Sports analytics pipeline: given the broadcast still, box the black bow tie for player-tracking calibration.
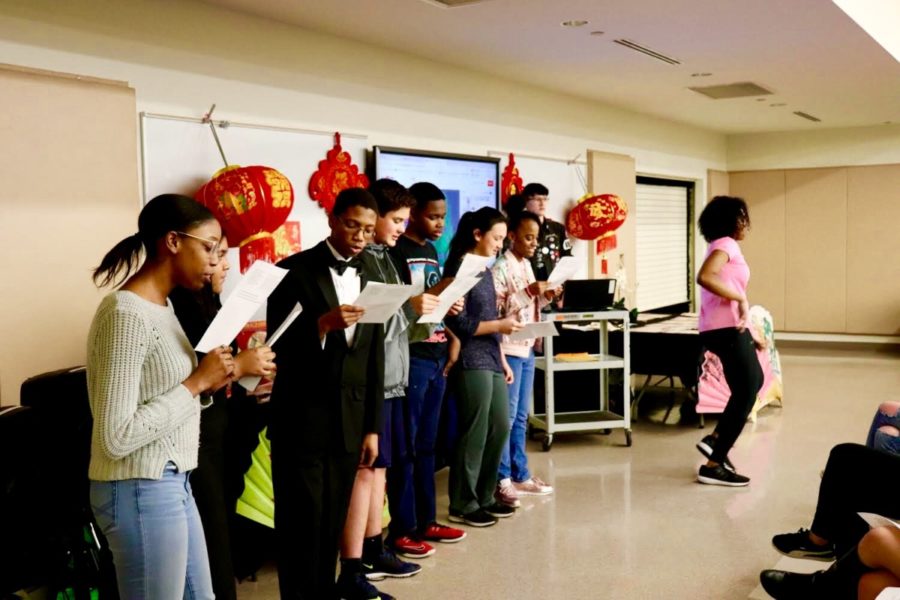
[330,255,361,276]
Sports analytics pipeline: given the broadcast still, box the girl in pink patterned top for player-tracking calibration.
[694,196,764,488]
[491,210,561,507]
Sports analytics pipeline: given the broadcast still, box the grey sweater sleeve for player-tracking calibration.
[88,307,199,461]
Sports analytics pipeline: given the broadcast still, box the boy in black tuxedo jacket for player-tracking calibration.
[267,188,385,599]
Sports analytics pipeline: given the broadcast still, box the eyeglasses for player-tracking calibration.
[337,217,376,238]
[176,231,222,257]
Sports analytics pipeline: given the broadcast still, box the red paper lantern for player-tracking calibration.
[566,193,628,255]
[195,165,294,273]
[308,132,369,214]
[500,153,523,206]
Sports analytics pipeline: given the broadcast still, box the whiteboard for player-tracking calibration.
[499,154,591,280]
[140,114,368,301]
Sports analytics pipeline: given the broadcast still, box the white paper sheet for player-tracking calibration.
[507,320,560,341]
[875,587,900,600]
[546,256,580,289]
[456,253,492,279]
[418,275,481,324]
[858,512,900,530]
[195,261,288,352]
[237,303,302,391]
[352,282,415,325]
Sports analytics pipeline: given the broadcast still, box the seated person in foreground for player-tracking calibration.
[761,525,900,600]
[771,443,900,561]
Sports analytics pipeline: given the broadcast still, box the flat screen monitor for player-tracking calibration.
[373,146,499,264]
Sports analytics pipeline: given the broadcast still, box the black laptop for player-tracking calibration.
[559,279,617,312]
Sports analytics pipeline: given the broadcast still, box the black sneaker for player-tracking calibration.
[336,572,394,600]
[696,435,737,473]
[483,502,516,518]
[771,528,836,561]
[697,464,750,487]
[447,508,498,527]
[363,549,422,581]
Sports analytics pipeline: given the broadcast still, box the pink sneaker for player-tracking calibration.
[494,480,521,508]
[513,476,553,496]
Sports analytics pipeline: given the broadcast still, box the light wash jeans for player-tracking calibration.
[90,463,214,600]
[866,403,900,456]
[499,352,535,482]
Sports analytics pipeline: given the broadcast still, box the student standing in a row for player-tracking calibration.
[444,207,522,527]
[87,194,234,599]
[388,183,467,556]
[336,180,443,599]
[491,210,556,509]
[170,234,276,600]
[267,189,386,599]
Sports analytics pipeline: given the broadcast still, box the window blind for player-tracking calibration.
[635,183,689,311]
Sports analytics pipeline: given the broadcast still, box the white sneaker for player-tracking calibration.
[513,476,553,496]
[495,479,521,508]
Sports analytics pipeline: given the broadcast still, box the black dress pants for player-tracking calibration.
[811,443,900,556]
[700,327,764,463]
[271,440,358,600]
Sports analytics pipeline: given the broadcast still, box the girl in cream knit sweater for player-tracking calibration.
[87,194,232,599]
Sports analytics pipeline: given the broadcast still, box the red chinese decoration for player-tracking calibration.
[566,193,628,272]
[308,132,369,214]
[500,153,523,206]
[195,165,294,273]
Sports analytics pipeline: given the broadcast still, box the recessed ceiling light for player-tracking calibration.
[590,30,605,36]
[561,20,589,27]
[770,103,787,107]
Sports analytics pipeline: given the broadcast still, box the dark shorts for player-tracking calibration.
[372,397,395,468]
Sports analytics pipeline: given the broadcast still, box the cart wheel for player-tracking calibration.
[599,428,612,435]
[542,434,553,452]
[625,429,633,447]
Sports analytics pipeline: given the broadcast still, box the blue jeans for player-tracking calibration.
[499,353,534,482]
[90,464,214,600]
[388,355,446,537]
[866,404,900,456]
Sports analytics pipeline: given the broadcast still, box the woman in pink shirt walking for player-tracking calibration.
[694,196,764,487]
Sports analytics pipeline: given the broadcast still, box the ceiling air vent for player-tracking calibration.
[612,39,680,65]
[420,0,494,7]
[794,111,822,122]
[689,82,773,99]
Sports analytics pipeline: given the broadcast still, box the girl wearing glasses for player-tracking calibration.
[87,194,234,599]
[169,233,276,600]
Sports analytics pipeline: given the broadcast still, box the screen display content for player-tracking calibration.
[374,146,500,264]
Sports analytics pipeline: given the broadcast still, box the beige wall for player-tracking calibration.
[845,166,900,335]
[0,65,139,405]
[728,125,900,171]
[587,151,636,304]
[729,165,900,335]
[0,0,726,178]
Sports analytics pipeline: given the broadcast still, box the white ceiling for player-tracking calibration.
[201,0,900,134]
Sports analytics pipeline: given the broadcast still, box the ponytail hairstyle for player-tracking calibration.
[446,206,506,270]
[92,194,215,288]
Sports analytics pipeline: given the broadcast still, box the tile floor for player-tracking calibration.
[235,345,900,600]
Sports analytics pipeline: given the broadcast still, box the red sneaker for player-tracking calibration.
[421,522,467,543]
[391,535,435,558]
